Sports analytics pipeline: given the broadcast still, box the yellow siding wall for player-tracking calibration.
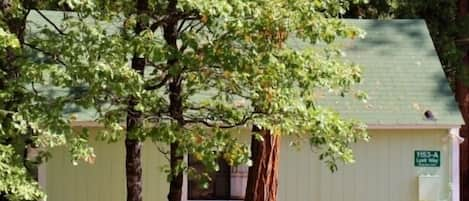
[45,129,451,201]
[278,129,450,201]
[45,130,169,201]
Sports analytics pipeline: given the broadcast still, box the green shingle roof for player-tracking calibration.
[26,11,463,126]
[306,19,463,126]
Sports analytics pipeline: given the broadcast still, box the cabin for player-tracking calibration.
[29,11,464,201]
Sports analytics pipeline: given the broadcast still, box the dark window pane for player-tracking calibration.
[188,155,248,200]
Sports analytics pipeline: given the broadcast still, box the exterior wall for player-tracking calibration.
[45,129,169,201]
[278,129,451,201]
[44,128,451,201]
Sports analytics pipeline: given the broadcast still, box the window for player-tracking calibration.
[188,156,248,200]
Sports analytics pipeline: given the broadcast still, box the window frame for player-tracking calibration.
[186,155,247,201]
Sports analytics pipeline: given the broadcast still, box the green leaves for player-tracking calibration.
[0,145,44,201]
[0,28,20,49]
[0,0,370,198]
[58,0,95,10]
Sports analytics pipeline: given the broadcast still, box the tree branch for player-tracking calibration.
[150,11,200,32]
[0,109,15,115]
[154,144,170,161]
[24,43,67,66]
[144,73,171,90]
[185,114,252,129]
[34,9,65,35]
[31,82,39,95]
[150,16,168,31]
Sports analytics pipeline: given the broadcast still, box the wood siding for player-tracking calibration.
[45,134,169,201]
[278,129,450,201]
[45,129,451,201]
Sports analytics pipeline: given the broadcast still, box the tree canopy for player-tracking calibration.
[1,0,369,200]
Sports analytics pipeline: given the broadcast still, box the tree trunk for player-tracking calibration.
[245,126,281,201]
[167,142,184,201]
[125,138,143,201]
[125,0,147,200]
[457,79,469,201]
[456,54,469,201]
[126,57,145,201]
[166,64,184,201]
[166,77,184,201]
[458,1,469,201]
[164,0,185,200]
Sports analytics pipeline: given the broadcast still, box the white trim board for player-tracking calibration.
[449,127,463,201]
[366,124,462,129]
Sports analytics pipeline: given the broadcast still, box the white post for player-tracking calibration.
[449,127,463,201]
[182,154,187,201]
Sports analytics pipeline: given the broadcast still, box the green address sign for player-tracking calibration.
[414,150,440,167]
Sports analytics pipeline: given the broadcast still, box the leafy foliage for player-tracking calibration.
[0,144,43,201]
[31,0,367,172]
[0,2,95,200]
[0,26,45,201]
[1,0,370,200]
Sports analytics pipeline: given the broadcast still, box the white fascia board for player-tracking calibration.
[367,124,462,130]
[71,121,103,127]
[72,121,463,129]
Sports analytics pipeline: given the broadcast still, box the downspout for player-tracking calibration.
[450,127,464,201]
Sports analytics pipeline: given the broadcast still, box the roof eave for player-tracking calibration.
[71,121,463,130]
[367,123,463,130]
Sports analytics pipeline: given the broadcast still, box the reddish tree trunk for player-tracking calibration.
[245,126,281,201]
[458,78,469,201]
[458,1,469,201]
[457,53,469,201]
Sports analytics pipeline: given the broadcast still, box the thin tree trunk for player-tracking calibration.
[245,126,281,201]
[126,57,145,201]
[168,142,184,201]
[125,0,147,200]
[164,0,185,200]
[125,138,143,201]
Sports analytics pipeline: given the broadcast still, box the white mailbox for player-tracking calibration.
[418,175,440,201]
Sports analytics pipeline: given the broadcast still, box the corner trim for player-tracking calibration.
[449,127,463,201]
